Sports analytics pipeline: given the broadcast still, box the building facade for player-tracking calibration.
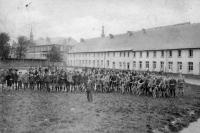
[26,44,73,59]
[25,37,76,59]
[65,22,200,75]
[67,49,200,75]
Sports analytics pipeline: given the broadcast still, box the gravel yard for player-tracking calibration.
[1,84,200,133]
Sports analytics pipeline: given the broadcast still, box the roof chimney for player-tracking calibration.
[109,34,114,39]
[101,25,105,38]
[80,38,85,42]
[127,31,133,36]
[142,28,146,34]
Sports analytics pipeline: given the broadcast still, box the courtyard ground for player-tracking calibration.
[0,84,200,133]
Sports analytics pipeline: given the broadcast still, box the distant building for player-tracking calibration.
[26,44,74,59]
[25,37,77,59]
[66,22,200,75]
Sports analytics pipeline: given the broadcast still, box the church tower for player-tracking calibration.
[101,25,105,38]
[30,27,33,42]
[29,26,35,46]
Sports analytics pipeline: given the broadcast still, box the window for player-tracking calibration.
[89,60,91,65]
[153,51,156,57]
[125,62,129,70]
[124,52,126,57]
[133,61,136,69]
[140,52,142,58]
[93,60,95,67]
[97,60,100,67]
[119,62,122,68]
[189,49,193,57]
[127,52,129,57]
[153,61,156,70]
[168,62,173,71]
[133,52,136,57]
[123,62,126,69]
[120,52,122,57]
[177,62,182,72]
[146,51,149,58]
[146,61,149,69]
[178,50,181,57]
[107,60,109,67]
[160,61,164,71]
[169,50,172,57]
[139,61,142,69]
[188,62,193,72]
[107,52,109,57]
[112,62,115,69]
[113,52,115,57]
[101,60,103,66]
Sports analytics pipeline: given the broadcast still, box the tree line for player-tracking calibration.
[0,32,62,62]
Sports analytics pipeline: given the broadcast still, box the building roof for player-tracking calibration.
[70,22,200,53]
[29,44,62,48]
[34,37,77,46]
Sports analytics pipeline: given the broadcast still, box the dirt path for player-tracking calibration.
[180,118,200,133]
[185,78,200,86]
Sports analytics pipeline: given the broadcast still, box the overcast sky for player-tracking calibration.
[0,0,200,40]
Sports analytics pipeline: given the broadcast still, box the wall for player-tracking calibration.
[65,49,200,75]
[0,59,48,69]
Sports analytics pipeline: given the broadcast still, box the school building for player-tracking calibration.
[65,22,200,75]
[25,37,76,59]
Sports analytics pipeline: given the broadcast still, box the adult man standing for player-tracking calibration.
[177,74,185,96]
[86,77,93,102]
[169,77,177,98]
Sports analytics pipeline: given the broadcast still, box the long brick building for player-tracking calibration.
[65,22,200,75]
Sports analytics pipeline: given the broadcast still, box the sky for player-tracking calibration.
[0,0,200,41]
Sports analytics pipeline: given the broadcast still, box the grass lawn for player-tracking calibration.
[0,84,200,133]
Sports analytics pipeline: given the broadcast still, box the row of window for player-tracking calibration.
[69,49,194,58]
[69,60,194,72]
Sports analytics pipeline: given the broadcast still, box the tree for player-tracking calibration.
[0,32,10,60]
[15,36,29,59]
[46,45,62,62]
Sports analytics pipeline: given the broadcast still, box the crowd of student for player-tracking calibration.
[0,67,185,98]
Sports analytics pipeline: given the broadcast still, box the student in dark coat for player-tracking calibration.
[169,77,177,98]
[6,69,13,88]
[86,78,93,102]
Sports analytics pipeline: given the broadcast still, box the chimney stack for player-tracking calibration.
[101,25,105,38]
[80,38,85,42]
[109,34,114,39]
[127,31,133,36]
[142,28,146,34]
